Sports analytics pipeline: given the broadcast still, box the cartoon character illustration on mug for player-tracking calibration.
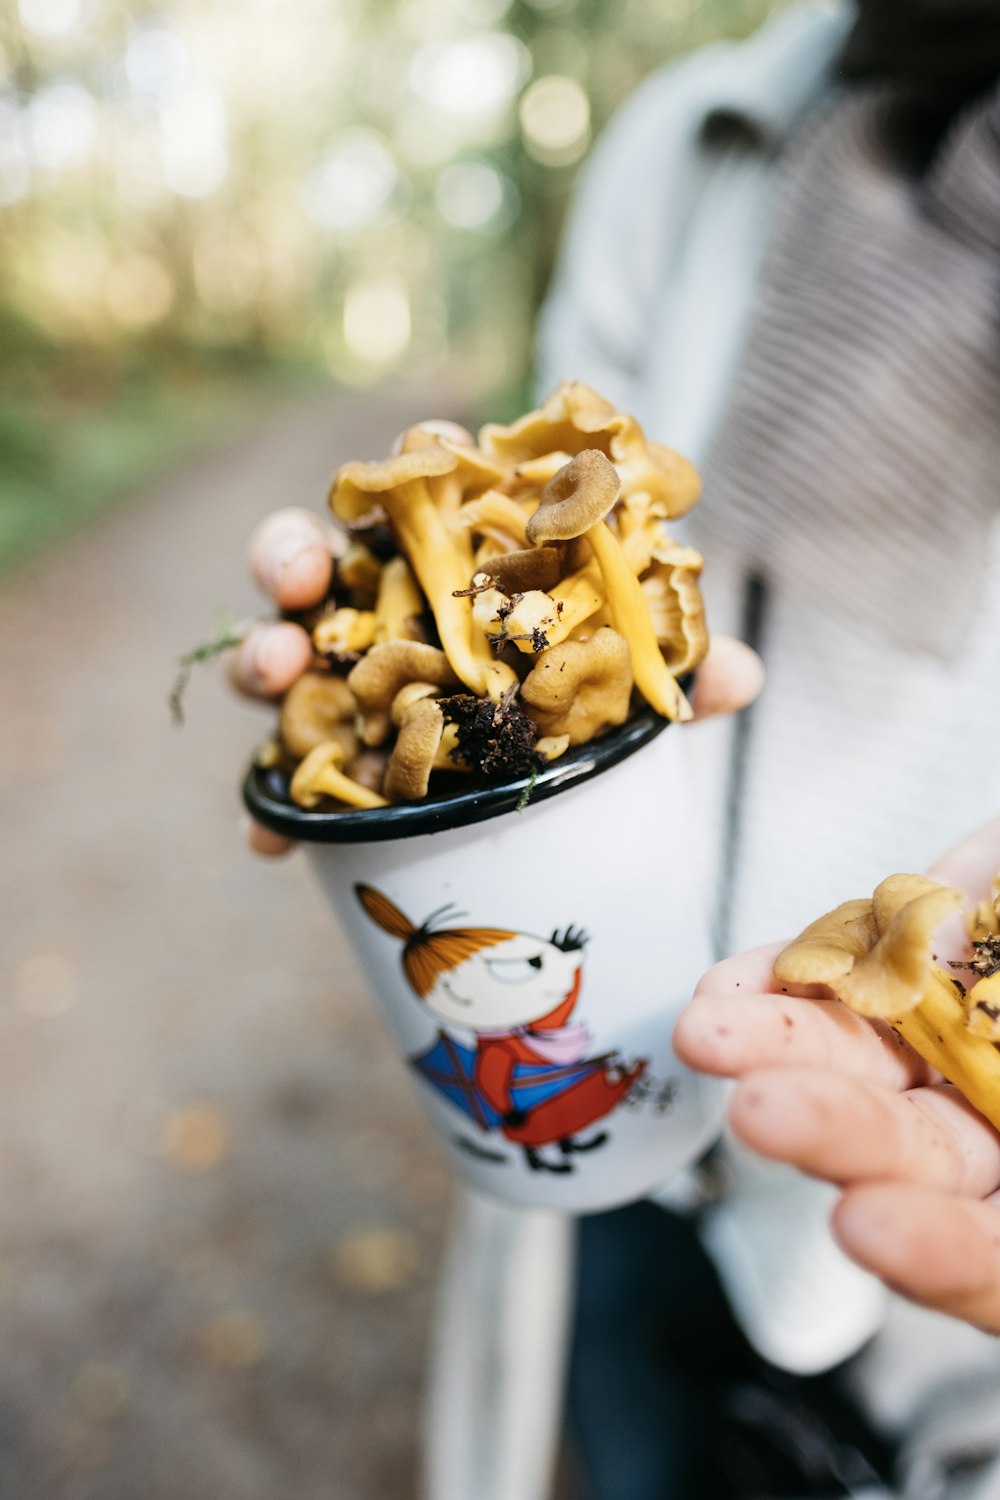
[356,884,650,1174]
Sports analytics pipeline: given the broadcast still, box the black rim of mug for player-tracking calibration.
[242,695,687,845]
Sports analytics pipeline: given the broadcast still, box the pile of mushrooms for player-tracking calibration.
[774,873,1000,1132]
[267,381,710,811]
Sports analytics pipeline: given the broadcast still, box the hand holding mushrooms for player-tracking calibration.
[227,383,764,848]
[675,817,1000,1334]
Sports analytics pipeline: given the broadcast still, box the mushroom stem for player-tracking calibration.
[374,556,424,644]
[391,481,515,697]
[538,559,604,649]
[891,970,1000,1133]
[290,742,389,810]
[313,608,376,655]
[433,722,468,770]
[584,520,691,722]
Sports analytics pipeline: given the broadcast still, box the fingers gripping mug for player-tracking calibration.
[245,712,725,1212]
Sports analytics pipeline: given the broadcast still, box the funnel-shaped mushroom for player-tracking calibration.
[528,451,691,721]
[393,426,507,569]
[774,874,1000,1132]
[640,538,709,676]
[332,451,515,697]
[840,884,965,1018]
[290,740,389,810]
[775,878,963,1017]
[480,382,700,519]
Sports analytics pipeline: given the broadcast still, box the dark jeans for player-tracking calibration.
[565,1202,896,1500]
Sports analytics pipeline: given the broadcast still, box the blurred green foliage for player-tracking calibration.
[0,0,784,570]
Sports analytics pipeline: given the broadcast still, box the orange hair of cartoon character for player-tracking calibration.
[355,884,516,998]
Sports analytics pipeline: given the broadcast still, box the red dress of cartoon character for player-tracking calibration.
[356,886,647,1174]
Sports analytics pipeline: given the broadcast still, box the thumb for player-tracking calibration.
[688,636,764,723]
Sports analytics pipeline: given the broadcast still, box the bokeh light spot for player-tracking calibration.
[160,88,227,198]
[106,254,174,328]
[27,82,98,172]
[161,1103,229,1174]
[410,33,530,120]
[434,158,517,232]
[519,73,590,165]
[0,108,30,205]
[302,129,402,233]
[330,1226,420,1293]
[125,21,190,98]
[17,0,82,39]
[343,276,411,364]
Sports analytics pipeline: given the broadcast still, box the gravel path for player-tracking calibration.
[0,390,456,1500]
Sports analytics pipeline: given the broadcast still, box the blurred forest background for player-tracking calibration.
[0,0,785,573]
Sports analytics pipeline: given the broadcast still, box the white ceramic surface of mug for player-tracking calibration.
[294,726,724,1213]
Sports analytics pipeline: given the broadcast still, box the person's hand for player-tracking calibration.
[674,818,1000,1333]
[235,485,765,856]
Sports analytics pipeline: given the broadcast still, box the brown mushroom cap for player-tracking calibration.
[347,641,458,746]
[384,698,446,801]
[481,546,563,595]
[344,748,390,796]
[520,627,633,745]
[348,641,458,711]
[526,450,621,547]
[280,672,359,762]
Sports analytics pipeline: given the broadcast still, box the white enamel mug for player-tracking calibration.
[245,714,725,1212]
